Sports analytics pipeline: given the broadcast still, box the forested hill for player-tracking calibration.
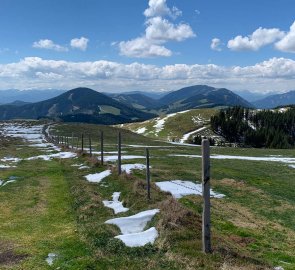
[211,106,295,148]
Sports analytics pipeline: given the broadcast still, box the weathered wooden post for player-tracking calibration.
[81,133,84,152]
[88,135,92,156]
[71,132,74,149]
[146,148,151,200]
[118,132,122,175]
[202,138,211,253]
[76,136,80,150]
[100,130,104,165]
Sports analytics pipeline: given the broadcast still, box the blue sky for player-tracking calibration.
[0,0,295,93]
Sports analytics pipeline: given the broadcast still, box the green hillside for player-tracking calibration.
[0,88,156,124]
[121,108,218,143]
[158,85,253,113]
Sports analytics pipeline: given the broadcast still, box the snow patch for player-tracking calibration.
[104,155,145,162]
[135,127,147,134]
[180,126,207,143]
[85,170,111,183]
[156,180,225,199]
[0,180,17,187]
[78,165,90,170]
[115,227,158,247]
[121,163,147,174]
[105,209,159,234]
[103,192,129,214]
[26,152,76,161]
[169,154,295,165]
[45,253,57,266]
[0,164,16,169]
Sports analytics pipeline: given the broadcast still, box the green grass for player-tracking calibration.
[121,108,217,142]
[1,121,295,269]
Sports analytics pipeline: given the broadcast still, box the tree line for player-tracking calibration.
[210,106,295,149]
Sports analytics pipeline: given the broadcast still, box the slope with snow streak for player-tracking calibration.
[179,126,207,143]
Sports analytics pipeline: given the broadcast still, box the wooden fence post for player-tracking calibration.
[100,130,104,165]
[81,133,84,152]
[88,135,92,156]
[71,133,74,149]
[118,132,121,175]
[146,148,151,200]
[202,139,211,253]
[76,136,79,150]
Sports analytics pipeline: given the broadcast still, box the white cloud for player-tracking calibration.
[227,27,285,51]
[145,17,195,42]
[70,37,89,51]
[1,57,295,93]
[275,21,295,53]
[211,38,222,51]
[118,0,195,58]
[144,0,181,19]
[33,39,68,52]
[119,37,172,58]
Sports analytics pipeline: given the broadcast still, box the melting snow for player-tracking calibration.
[156,180,225,199]
[153,110,190,136]
[104,155,145,162]
[45,253,57,266]
[0,180,17,187]
[85,170,111,183]
[179,126,207,143]
[0,157,22,163]
[135,127,147,134]
[115,227,158,247]
[126,144,174,148]
[103,192,129,214]
[169,154,295,165]
[121,163,147,174]
[0,164,16,169]
[78,165,90,170]
[105,209,159,234]
[105,209,160,247]
[26,152,77,161]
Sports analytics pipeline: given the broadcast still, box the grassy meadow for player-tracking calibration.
[0,121,295,269]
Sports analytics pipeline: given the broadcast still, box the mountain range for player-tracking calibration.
[0,89,66,105]
[0,85,295,124]
[252,90,295,109]
[0,88,155,124]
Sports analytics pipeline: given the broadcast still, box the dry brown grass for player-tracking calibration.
[158,197,200,230]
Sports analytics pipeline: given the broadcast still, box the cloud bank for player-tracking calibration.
[1,57,295,93]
